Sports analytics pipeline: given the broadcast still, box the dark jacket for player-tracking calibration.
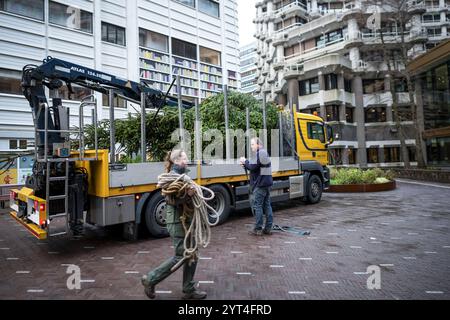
[244,148,273,190]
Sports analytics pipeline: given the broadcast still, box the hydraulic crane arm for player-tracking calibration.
[21,56,191,158]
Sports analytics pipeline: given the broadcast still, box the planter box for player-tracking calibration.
[326,180,396,193]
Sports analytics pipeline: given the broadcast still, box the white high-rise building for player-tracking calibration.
[0,0,239,155]
[239,42,258,96]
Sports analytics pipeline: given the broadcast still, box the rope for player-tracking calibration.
[157,172,220,272]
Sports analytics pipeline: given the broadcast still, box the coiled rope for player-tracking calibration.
[157,172,220,272]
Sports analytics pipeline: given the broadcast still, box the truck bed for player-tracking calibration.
[109,157,300,188]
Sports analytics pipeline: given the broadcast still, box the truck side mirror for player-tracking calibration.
[326,124,334,145]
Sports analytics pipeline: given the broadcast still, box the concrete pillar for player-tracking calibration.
[338,72,345,90]
[342,147,350,165]
[257,5,262,16]
[318,72,325,91]
[278,94,287,106]
[339,103,346,122]
[268,22,274,36]
[267,1,273,13]
[348,18,360,40]
[320,105,326,120]
[378,147,385,164]
[353,75,367,167]
[311,0,318,14]
[385,75,393,122]
[350,47,360,69]
[288,78,300,111]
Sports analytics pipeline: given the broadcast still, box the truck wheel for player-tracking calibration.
[305,175,323,204]
[144,192,169,238]
[206,185,231,225]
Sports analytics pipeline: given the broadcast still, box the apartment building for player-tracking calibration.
[0,0,239,156]
[254,0,450,167]
[239,42,259,96]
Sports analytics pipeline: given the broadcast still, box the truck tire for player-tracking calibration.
[206,184,231,225]
[144,192,169,238]
[305,175,323,204]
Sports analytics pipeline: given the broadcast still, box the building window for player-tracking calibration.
[0,69,22,95]
[365,107,387,123]
[315,28,343,47]
[324,74,338,90]
[422,13,441,23]
[300,77,319,95]
[307,122,325,143]
[346,107,354,123]
[384,147,401,163]
[348,148,356,164]
[172,38,197,60]
[426,137,450,165]
[284,43,301,57]
[408,146,416,162]
[427,27,442,37]
[102,94,126,108]
[102,22,126,46]
[200,46,221,66]
[49,1,93,33]
[139,29,168,52]
[199,0,219,17]
[174,0,195,8]
[367,147,379,163]
[0,0,44,20]
[241,70,256,78]
[363,79,385,94]
[49,84,92,101]
[329,148,343,165]
[394,78,408,92]
[9,139,27,150]
[304,107,320,115]
[326,105,339,122]
[344,78,352,93]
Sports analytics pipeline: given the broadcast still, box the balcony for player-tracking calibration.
[299,92,320,107]
[267,72,277,84]
[273,57,285,70]
[363,92,391,106]
[262,84,272,93]
[343,31,363,47]
[262,66,269,76]
[407,0,426,14]
[274,80,285,93]
[396,92,411,104]
[274,23,304,37]
[409,28,428,42]
[273,0,308,17]
[360,30,427,45]
[355,60,406,72]
[326,90,355,105]
[303,53,352,72]
[284,63,304,78]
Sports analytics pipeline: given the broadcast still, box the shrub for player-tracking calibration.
[331,168,395,185]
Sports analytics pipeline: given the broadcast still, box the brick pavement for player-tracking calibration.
[0,179,449,300]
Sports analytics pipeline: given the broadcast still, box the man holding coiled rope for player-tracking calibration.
[141,149,219,300]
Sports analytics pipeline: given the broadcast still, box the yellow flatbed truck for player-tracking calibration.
[9,57,333,240]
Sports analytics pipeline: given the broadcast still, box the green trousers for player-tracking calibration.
[146,206,197,293]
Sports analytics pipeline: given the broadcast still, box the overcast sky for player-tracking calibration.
[237,0,257,47]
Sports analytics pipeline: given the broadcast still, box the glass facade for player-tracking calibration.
[419,59,450,165]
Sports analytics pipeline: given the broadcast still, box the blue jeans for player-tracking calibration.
[250,186,273,231]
